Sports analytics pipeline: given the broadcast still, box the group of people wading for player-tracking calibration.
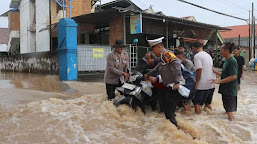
[104,37,244,126]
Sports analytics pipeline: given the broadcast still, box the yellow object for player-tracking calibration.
[92,48,104,58]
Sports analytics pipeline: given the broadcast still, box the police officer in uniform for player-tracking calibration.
[104,40,130,101]
[145,37,184,126]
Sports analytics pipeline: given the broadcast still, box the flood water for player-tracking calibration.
[0,71,257,144]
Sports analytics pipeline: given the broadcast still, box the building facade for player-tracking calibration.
[219,24,257,61]
[10,0,93,54]
[0,28,10,55]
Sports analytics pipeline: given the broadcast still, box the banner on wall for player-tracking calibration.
[92,48,104,58]
[130,13,142,34]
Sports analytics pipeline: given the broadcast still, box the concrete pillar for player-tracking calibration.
[57,18,78,81]
[109,16,124,45]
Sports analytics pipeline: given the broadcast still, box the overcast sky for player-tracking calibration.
[0,0,257,28]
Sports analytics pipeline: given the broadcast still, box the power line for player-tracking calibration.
[214,0,248,12]
[177,0,247,22]
[223,0,249,11]
[231,11,249,16]
[214,0,250,13]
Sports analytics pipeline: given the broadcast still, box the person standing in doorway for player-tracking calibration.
[192,41,216,114]
[233,46,245,90]
[211,43,238,121]
[104,40,130,101]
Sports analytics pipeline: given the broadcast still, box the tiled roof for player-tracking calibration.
[219,25,257,39]
[0,28,10,44]
[182,16,191,20]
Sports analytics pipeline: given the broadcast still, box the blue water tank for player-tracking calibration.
[254,58,257,70]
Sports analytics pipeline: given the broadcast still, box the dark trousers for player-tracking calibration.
[156,89,166,112]
[105,82,122,100]
[160,87,181,126]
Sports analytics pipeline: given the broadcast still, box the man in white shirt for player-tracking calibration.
[193,41,216,114]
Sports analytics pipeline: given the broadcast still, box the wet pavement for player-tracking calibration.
[0,71,105,107]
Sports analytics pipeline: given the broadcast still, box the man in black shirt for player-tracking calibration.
[233,46,245,90]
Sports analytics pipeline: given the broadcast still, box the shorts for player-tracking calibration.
[180,91,195,104]
[222,94,237,112]
[193,88,215,105]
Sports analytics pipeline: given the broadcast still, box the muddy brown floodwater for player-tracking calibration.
[0,71,257,144]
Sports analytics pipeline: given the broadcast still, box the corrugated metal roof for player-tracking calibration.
[140,11,230,30]
[0,11,9,17]
[74,7,229,31]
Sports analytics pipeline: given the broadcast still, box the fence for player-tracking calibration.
[125,44,150,71]
[77,44,150,72]
[77,44,112,71]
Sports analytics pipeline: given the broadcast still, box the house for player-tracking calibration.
[72,0,229,70]
[219,24,257,61]
[0,28,10,55]
[7,0,229,54]
[1,0,230,73]
[1,9,21,55]
[9,0,95,54]
[182,16,225,50]
[74,0,228,46]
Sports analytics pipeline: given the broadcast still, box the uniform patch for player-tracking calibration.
[161,51,178,64]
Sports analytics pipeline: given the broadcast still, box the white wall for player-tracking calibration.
[0,44,7,52]
[19,0,29,53]
[19,0,36,54]
[36,0,50,52]
[19,0,51,54]
[29,1,36,53]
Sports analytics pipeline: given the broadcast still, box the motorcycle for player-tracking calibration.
[113,72,152,113]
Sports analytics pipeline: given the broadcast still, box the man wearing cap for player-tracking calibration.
[145,37,184,126]
[104,40,130,101]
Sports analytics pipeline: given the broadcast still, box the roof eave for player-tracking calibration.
[140,11,231,31]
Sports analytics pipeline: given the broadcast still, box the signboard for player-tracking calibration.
[130,14,142,34]
[92,48,104,58]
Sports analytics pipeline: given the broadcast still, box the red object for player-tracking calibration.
[183,37,204,43]
[152,82,166,90]
[219,24,257,39]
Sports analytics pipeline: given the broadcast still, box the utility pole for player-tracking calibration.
[238,35,240,46]
[252,3,255,59]
[49,0,52,51]
[253,16,256,58]
[249,10,251,61]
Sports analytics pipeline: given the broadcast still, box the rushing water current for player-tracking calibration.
[0,71,257,144]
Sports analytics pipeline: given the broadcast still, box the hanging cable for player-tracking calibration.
[223,0,249,11]
[177,0,247,22]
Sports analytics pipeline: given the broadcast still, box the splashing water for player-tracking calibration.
[0,71,257,144]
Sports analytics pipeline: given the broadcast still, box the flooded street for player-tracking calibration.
[0,71,257,144]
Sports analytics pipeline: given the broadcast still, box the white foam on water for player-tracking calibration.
[1,71,257,143]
